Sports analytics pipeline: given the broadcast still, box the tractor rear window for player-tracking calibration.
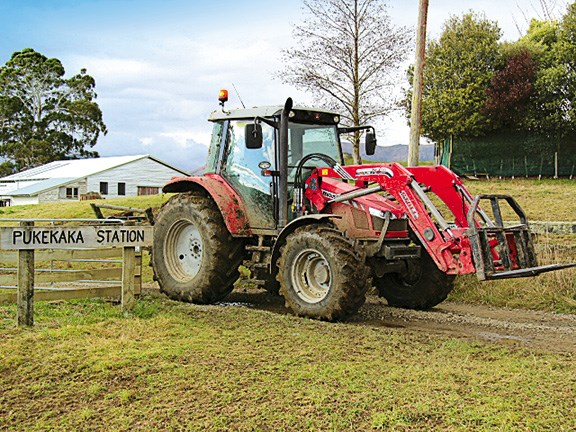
[205,121,225,174]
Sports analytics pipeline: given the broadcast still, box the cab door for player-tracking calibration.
[221,120,277,230]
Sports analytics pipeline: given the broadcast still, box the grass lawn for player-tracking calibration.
[0,178,574,430]
[463,178,576,222]
[1,294,575,431]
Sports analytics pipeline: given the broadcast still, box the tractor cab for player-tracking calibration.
[205,102,346,231]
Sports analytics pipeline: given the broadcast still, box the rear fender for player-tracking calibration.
[163,174,251,236]
[270,214,342,272]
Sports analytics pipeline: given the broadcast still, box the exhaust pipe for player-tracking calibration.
[278,97,293,228]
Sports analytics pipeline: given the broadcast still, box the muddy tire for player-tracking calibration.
[375,249,455,310]
[277,225,370,321]
[152,192,243,304]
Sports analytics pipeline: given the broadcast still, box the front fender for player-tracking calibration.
[163,174,251,236]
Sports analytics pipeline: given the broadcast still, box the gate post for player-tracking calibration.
[122,246,136,312]
[17,221,34,327]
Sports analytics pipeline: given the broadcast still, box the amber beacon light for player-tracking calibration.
[218,89,229,106]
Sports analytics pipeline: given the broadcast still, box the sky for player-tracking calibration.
[0,0,569,172]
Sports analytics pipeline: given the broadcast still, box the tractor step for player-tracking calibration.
[245,245,272,252]
[249,279,268,286]
[484,263,576,280]
[383,244,421,260]
[243,260,268,269]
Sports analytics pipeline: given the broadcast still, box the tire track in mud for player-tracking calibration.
[354,297,576,353]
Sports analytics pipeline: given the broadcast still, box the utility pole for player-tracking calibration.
[408,0,429,167]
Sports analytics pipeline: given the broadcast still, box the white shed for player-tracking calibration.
[0,155,189,206]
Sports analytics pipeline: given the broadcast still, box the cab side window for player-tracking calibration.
[224,120,275,194]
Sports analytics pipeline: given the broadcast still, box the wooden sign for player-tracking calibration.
[0,225,153,250]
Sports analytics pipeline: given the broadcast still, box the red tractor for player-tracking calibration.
[152,96,574,321]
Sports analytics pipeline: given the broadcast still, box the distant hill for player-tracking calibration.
[341,142,434,162]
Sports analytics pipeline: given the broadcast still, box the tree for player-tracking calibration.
[516,18,564,137]
[553,2,576,132]
[514,0,569,34]
[414,13,501,143]
[0,48,107,174]
[278,0,412,163]
[482,47,537,129]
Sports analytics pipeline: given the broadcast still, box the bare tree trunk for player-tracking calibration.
[408,0,428,167]
[353,0,362,165]
[353,130,361,163]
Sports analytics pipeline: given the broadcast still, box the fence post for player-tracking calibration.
[554,152,559,179]
[122,246,136,312]
[17,221,34,327]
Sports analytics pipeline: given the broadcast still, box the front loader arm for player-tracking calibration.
[305,163,473,275]
[305,162,575,280]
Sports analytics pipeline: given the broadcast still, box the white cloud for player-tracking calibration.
[44,0,554,174]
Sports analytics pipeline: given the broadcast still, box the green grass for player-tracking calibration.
[0,194,170,223]
[1,294,575,431]
[0,182,575,430]
[463,178,576,222]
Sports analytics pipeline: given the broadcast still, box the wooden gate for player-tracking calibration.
[0,221,153,326]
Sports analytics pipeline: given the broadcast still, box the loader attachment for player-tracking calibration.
[466,194,576,281]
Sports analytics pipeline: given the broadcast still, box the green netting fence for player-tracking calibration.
[438,131,576,178]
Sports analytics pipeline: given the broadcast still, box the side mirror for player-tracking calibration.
[365,132,377,156]
[245,124,263,149]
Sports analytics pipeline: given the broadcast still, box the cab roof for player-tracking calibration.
[208,105,340,122]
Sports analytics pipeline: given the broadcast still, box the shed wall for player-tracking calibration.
[11,196,39,206]
[86,158,183,198]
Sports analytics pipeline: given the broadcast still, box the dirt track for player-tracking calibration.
[219,286,576,354]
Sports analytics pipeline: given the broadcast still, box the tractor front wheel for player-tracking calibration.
[152,192,243,304]
[375,250,455,310]
[277,225,370,321]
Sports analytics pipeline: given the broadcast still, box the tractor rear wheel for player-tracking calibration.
[375,250,455,310]
[277,225,370,321]
[152,192,243,304]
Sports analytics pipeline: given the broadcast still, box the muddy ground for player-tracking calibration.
[210,285,576,354]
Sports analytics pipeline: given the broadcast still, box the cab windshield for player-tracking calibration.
[287,123,342,181]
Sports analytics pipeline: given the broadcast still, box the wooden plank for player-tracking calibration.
[0,268,122,285]
[122,247,136,311]
[90,203,105,219]
[17,222,34,327]
[93,203,148,213]
[0,286,121,303]
[0,292,16,303]
[134,274,142,295]
[0,248,126,264]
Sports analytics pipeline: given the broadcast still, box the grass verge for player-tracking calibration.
[0,195,170,223]
[1,294,575,431]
